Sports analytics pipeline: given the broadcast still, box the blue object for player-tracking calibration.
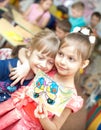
[69,16,86,32]
[7,86,17,93]
[46,14,56,30]
[97,123,101,130]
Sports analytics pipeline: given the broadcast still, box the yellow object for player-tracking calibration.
[5,31,23,42]
[87,114,101,130]
[80,68,84,74]
[56,10,62,18]
[10,0,19,8]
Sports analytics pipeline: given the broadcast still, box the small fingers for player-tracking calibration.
[38,103,43,114]
[10,74,18,80]
[34,104,48,119]
[9,69,18,77]
[10,77,21,86]
[9,67,17,72]
[20,77,26,85]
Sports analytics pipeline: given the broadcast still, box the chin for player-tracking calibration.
[58,70,67,76]
[32,69,38,74]
[58,70,72,76]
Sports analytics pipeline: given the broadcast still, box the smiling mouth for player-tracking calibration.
[57,65,67,71]
[36,65,48,72]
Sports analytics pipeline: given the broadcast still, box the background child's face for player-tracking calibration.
[29,49,54,74]
[90,15,100,27]
[55,26,68,40]
[71,8,84,18]
[55,45,82,77]
[41,0,52,11]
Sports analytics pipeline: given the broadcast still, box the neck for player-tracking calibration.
[90,24,96,29]
[25,70,35,80]
[54,73,75,88]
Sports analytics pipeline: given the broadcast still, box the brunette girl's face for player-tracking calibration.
[90,15,100,27]
[28,49,54,74]
[55,26,68,40]
[55,45,83,77]
[41,0,53,11]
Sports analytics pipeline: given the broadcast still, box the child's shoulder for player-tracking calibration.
[30,3,39,9]
[66,93,84,113]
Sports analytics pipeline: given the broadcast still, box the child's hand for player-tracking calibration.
[34,103,48,119]
[9,62,30,86]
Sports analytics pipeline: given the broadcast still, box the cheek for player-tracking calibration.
[47,63,54,69]
[29,57,37,67]
[29,61,35,69]
[55,56,60,65]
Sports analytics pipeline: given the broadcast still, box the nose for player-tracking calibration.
[60,57,66,65]
[41,60,47,68]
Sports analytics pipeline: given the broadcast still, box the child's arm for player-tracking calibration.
[39,16,50,29]
[33,13,51,28]
[34,103,71,130]
[23,6,31,20]
[9,48,30,86]
[0,0,9,7]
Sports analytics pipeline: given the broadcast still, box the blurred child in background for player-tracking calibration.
[23,0,53,29]
[69,1,86,32]
[0,0,10,18]
[88,11,101,37]
[55,19,71,40]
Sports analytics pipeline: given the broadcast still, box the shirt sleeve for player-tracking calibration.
[66,95,84,113]
[0,58,18,80]
[0,60,9,80]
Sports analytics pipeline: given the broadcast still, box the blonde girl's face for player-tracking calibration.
[55,45,83,77]
[41,0,53,11]
[28,49,54,74]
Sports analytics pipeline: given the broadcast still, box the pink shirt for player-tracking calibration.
[48,70,84,113]
[27,3,50,26]
[0,70,83,130]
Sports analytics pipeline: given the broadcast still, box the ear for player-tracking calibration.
[81,60,89,69]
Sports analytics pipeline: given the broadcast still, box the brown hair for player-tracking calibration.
[56,19,71,33]
[61,33,91,60]
[40,0,53,3]
[11,45,26,58]
[28,29,60,59]
[61,26,96,59]
[72,1,85,11]
[91,12,101,21]
[60,29,96,85]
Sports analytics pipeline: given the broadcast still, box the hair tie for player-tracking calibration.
[89,35,96,44]
[80,28,90,35]
[73,27,81,32]
[73,27,96,44]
